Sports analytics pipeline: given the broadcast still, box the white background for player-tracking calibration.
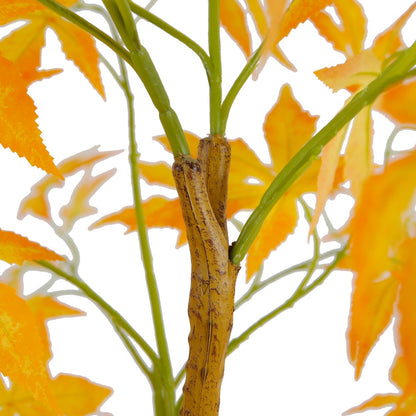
[1,0,416,415]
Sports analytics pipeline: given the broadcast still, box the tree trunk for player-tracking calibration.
[173,136,239,416]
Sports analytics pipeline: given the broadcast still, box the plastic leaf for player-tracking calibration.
[0,229,64,266]
[277,0,334,41]
[315,49,381,93]
[0,55,62,178]
[243,84,319,278]
[394,238,416,392]
[49,17,105,98]
[374,79,416,127]
[309,125,346,235]
[0,0,104,96]
[372,2,416,61]
[0,373,111,416]
[343,394,399,415]
[0,20,61,86]
[27,296,85,360]
[91,197,187,247]
[19,146,122,222]
[347,151,416,378]
[59,169,117,232]
[220,0,251,57]
[0,282,59,412]
[0,0,42,24]
[244,0,294,69]
[310,0,366,57]
[139,161,176,189]
[344,107,373,199]
[51,374,112,416]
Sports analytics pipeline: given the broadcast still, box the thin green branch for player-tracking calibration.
[208,0,222,134]
[102,2,176,412]
[227,244,348,355]
[102,0,189,157]
[125,67,176,416]
[34,0,132,64]
[384,127,400,164]
[230,41,416,265]
[38,260,159,365]
[128,0,212,79]
[220,43,264,135]
[114,326,153,380]
[234,248,340,310]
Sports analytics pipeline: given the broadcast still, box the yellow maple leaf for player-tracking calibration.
[19,146,122,223]
[310,0,366,58]
[0,0,104,97]
[0,55,62,178]
[374,79,416,127]
[59,169,117,232]
[0,19,62,86]
[0,229,64,266]
[312,5,416,232]
[220,0,251,57]
[27,295,85,361]
[347,151,416,379]
[0,0,42,24]
[0,282,60,413]
[0,373,112,416]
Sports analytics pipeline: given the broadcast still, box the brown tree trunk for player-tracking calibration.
[173,136,239,416]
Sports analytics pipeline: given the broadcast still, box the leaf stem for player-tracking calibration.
[208,0,222,134]
[128,0,212,79]
[34,0,131,64]
[220,43,264,134]
[37,261,159,365]
[230,41,416,265]
[114,326,153,380]
[106,6,176,412]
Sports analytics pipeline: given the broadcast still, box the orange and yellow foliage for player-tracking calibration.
[1,0,416,414]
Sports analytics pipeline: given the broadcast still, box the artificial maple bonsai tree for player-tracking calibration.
[1,0,416,414]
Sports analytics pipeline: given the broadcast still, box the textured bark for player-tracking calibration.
[173,136,239,416]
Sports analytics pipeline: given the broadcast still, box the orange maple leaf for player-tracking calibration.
[0,282,60,413]
[0,55,62,178]
[0,229,64,266]
[220,0,333,71]
[0,373,112,416]
[311,4,416,232]
[0,0,104,96]
[19,146,122,223]
[347,151,416,379]
[220,0,251,57]
[309,0,367,58]
[28,295,85,361]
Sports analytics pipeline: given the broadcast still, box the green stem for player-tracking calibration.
[128,0,212,79]
[130,48,189,157]
[234,248,341,310]
[125,76,176,416]
[384,127,400,164]
[227,244,347,354]
[220,43,264,134]
[37,261,159,365]
[208,0,222,134]
[230,41,416,265]
[114,326,153,380]
[34,0,131,64]
[102,0,189,157]
[106,11,175,414]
